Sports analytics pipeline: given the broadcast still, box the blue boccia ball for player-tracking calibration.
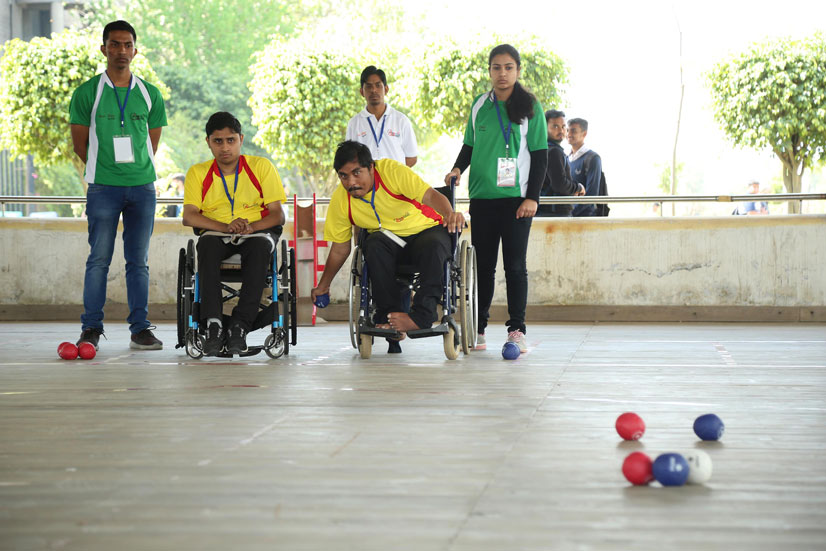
[694,413,725,441]
[502,342,520,360]
[314,293,330,308]
[652,453,690,486]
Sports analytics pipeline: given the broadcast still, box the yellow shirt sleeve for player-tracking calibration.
[183,164,205,209]
[323,186,354,244]
[376,159,430,202]
[254,157,287,204]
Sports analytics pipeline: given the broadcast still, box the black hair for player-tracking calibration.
[334,141,374,172]
[205,112,242,137]
[360,65,387,87]
[102,20,136,43]
[488,44,537,124]
[545,109,565,122]
[568,118,588,132]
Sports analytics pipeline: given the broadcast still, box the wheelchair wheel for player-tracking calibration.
[264,332,285,359]
[359,333,372,359]
[280,240,291,356]
[176,248,187,348]
[348,246,363,350]
[459,240,478,354]
[443,326,460,360]
[185,330,204,359]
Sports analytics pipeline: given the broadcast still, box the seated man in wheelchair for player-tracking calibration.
[311,141,464,341]
[182,111,286,356]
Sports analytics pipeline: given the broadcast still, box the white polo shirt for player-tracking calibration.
[345,104,418,163]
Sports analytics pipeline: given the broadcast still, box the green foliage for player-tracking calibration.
[0,30,167,180]
[33,163,84,217]
[248,38,363,194]
[414,38,568,137]
[708,33,826,187]
[657,162,685,194]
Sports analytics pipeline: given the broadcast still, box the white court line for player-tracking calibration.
[197,416,288,467]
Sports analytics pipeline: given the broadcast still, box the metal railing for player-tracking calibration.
[1,193,825,213]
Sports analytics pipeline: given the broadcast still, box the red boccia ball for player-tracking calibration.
[58,342,78,360]
[615,412,646,440]
[622,451,654,485]
[78,342,96,360]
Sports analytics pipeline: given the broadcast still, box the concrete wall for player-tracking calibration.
[1,215,824,322]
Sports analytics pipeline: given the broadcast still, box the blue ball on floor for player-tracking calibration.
[694,413,725,441]
[502,342,520,360]
[313,293,330,308]
[652,453,689,486]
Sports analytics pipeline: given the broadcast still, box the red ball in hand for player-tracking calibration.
[615,412,646,440]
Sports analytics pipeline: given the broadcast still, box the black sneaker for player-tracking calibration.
[202,322,224,356]
[77,327,104,350]
[130,327,163,350]
[225,324,248,355]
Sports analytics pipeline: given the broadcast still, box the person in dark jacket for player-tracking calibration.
[536,109,584,217]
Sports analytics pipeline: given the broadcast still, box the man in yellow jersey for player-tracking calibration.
[183,112,287,356]
[311,141,464,342]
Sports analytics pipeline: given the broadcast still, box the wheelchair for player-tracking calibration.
[176,228,297,359]
[347,184,478,360]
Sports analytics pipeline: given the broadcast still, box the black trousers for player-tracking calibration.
[363,225,451,330]
[469,197,532,335]
[196,235,271,331]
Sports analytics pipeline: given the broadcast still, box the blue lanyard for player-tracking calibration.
[493,93,512,158]
[367,115,387,148]
[107,73,133,130]
[218,163,240,217]
[358,184,381,228]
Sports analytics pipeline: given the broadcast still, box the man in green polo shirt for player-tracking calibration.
[69,20,167,351]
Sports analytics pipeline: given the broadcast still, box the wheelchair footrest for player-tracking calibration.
[407,323,449,339]
[360,326,402,339]
[213,346,264,358]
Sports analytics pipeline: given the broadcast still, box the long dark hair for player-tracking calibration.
[488,44,537,124]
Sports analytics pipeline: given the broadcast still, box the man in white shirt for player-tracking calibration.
[346,66,418,167]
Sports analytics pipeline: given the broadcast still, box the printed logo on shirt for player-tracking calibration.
[394,212,410,223]
[478,125,487,132]
[357,131,368,138]
[129,112,147,121]
[388,130,400,137]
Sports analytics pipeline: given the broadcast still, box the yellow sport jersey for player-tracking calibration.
[183,155,286,224]
[324,159,443,243]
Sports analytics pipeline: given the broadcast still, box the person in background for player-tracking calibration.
[567,118,602,217]
[735,181,769,215]
[536,109,584,217]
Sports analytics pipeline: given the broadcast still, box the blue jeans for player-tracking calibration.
[81,183,156,334]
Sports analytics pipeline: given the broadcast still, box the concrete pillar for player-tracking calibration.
[50,1,65,34]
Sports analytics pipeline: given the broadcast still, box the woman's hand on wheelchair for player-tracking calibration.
[443,212,465,233]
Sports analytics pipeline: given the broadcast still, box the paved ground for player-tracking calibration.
[1,321,825,550]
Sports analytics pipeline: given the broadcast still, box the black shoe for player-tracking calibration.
[202,323,224,356]
[226,324,248,355]
[77,327,104,350]
[130,327,163,350]
[387,339,402,354]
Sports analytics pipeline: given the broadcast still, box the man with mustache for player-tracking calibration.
[345,66,418,168]
[70,20,167,352]
[311,141,464,348]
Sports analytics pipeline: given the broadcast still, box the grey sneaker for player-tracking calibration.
[474,333,486,350]
[130,328,163,350]
[77,327,104,350]
[507,330,527,353]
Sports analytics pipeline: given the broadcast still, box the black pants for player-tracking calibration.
[197,235,271,331]
[469,197,532,335]
[363,225,451,330]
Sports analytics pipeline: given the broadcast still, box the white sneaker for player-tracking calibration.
[507,330,527,353]
[474,333,486,350]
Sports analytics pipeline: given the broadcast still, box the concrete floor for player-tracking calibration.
[1,321,825,551]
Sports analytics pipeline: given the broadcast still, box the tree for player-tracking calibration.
[708,33,826,212]
[0,30,167,185]
[248,37,363,196]
[414,38,568,137]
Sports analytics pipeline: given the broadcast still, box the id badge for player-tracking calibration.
[497,157,517,187]
[113,135,135,164]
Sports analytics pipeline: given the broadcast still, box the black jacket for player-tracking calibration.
[536,140,580,216]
